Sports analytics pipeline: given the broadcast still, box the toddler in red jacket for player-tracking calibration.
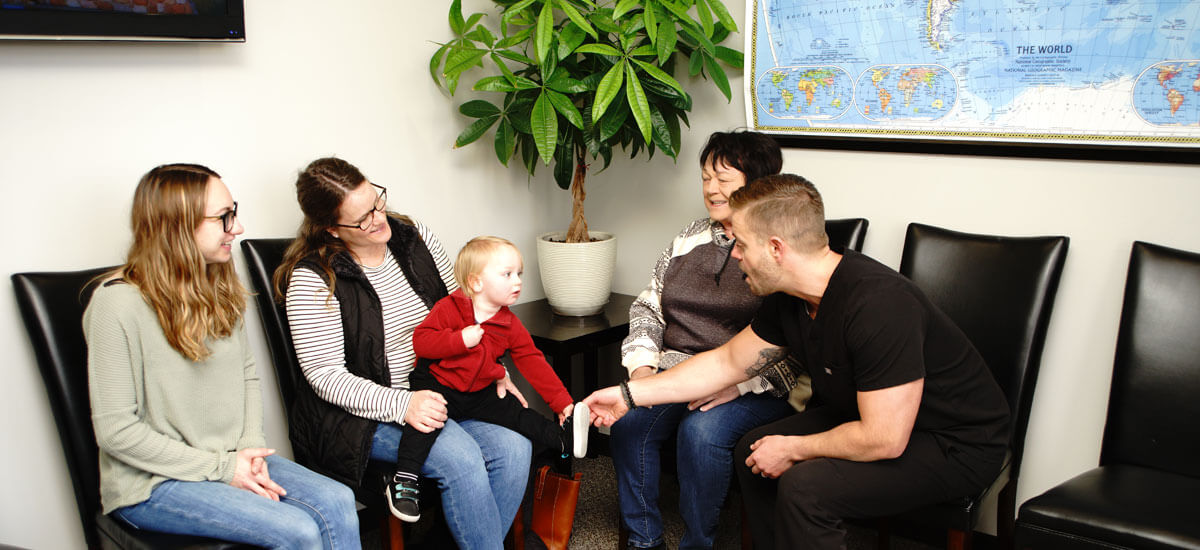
[387,236,589,522]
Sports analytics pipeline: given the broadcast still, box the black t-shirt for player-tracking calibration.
[750,250,1009,457]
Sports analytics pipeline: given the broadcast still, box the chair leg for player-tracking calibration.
[740,500,754,549]
[508,505,525,550]
[997,480,1017,550]
[875,518,891,550]
[946,528,972,550]
[382,512,404,550]
[617,515,629,550]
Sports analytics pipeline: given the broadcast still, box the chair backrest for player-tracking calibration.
[1100,241,1200,476]
[240,239,302,417]
[899,223,1068,477]
[826,217,869,252]
[12,267,117,549]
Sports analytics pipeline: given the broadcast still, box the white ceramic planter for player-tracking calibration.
[536,231,617,316]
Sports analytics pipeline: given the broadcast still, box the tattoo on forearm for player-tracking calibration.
[745,346,789,379]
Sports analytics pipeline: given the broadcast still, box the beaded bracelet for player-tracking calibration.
[619,379,639,409]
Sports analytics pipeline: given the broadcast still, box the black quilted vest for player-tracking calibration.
[289,216,448,487]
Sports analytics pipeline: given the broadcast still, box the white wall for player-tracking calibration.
[2,1,1198,548]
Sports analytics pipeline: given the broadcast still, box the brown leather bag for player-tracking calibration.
[530,465,582,550]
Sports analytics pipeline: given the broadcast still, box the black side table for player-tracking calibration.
[509,292,635,400]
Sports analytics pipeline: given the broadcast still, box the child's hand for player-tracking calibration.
[558,403,574,425]
[461,324,484,348]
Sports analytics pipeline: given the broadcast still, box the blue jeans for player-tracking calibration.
[610,393,795,549]
[370,418,532,550]
[112,455,359,550]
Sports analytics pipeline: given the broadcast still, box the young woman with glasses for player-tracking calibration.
[273,157,532,550]
[85,163,360,549]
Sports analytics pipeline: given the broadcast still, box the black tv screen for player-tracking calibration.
[0,0,244,41]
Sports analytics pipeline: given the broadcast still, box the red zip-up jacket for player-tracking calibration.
[412,289,573,413]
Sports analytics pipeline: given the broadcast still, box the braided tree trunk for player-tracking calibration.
[564,146,590,243]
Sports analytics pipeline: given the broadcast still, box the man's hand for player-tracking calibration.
[688,385,739,412]
[582,386,629,427]
[461,324,484,348]
[231,448,286,500]
[404,390,448,433]
[745,435,801,479]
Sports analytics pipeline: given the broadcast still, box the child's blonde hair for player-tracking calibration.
[455,236,522,298]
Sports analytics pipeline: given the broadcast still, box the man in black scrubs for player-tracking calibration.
[584,174,1010,550]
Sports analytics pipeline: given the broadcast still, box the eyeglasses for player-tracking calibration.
[202,202,239,232]
[335,183,388,231]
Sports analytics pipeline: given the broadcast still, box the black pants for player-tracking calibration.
[395,365,566,475]
[733,406,1004,550]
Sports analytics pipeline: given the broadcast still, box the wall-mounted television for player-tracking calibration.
[0,0,244,42]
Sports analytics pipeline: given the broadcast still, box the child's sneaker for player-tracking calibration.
[571,402,590,458]
[386,474,421,522]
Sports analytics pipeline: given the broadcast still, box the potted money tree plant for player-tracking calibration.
[431,0,742,315]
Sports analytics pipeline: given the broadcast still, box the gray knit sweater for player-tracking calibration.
[84,282,266,514]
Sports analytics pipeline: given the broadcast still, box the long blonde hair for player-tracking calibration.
[119,163,247,361]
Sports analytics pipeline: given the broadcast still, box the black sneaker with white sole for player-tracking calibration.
[562,402,590,459]
[386,477,421,522]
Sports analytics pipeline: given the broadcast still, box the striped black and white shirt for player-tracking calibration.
[284,220,457,424]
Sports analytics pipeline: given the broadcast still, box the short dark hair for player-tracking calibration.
[730,173,828,253]
[698,130,783,184]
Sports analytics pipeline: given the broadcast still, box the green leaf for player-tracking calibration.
[511,75,542,89]
[706,0,737,32]
[494,119,517,166]
[588,11,621,34]
[520,134,539,174]
[430,43,451,86]
[465,25,497,48]
[535,1,554,66]
[449,0,465,35]
[631,59,685,96]
[612,0,639,20]
[552,132,574,189]
[502,0,539,28]
[623,62,653,144]
[695,0,714,38]
[647,103,675,157]
[642,1,658,44]
[443,47,488,80]
[630,44,656,56]
[496,28,533,49]
[688,49,704,76]
[592,60,626,123]
[555,0,598,39]
[680,22,717,54]
[575,43,623,57]
[531,90,559,164]
[658,0,691,22]
[656,21,677,64]
[703,52,732,100]
[714,45,743,68]
[455,115,499,148]
[464,13,485,32]
[546,71,588,93]
[598,102,628,141]
[460,99,502,118]
[556,22,587,60]
[545,89,584,129]
[494,49,536,65]
[472,76,517,92]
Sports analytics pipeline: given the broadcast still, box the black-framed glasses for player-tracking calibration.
[202,202,238,232]
[335,183,388,231]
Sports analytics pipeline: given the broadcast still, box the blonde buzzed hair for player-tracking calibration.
[455,236,522,297]
[728,173,828,254]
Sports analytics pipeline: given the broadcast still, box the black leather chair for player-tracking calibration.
[882,223,1069,550]
[12,268,252,550]
[825,217,869,254]
[1014,241,1200,550]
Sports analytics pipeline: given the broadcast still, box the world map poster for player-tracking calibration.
[747,0,1200,150]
